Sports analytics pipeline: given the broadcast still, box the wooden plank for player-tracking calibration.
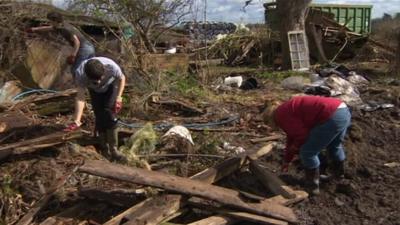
[262,187,308,206]
[249,135,283,144]
[246,142,276,161]
[38,217,57,225]
[187,215,235,225]
[104,143,275,225]
[0,131,83,160]
[187,189,307,225]
[79,187,144,207]
[79,160,297,223]
[117,194,186,225]
[223,212,287,225]
[249,160,295,199]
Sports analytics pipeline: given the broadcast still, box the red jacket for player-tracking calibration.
[274,96,342,163]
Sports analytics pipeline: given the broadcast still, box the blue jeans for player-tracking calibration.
[71,43,95,77]
[300,107,351,169]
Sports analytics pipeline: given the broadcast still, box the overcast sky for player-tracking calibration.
[53,0,400,23]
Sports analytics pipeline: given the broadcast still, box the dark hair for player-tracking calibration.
[84,59,104,80]
[46,12,63,23]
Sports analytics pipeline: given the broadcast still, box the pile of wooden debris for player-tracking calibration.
[0,89,308,225]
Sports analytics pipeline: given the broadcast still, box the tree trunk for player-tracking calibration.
[276,0,312,70]
[395,30,400,76]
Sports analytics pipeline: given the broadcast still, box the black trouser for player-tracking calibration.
[89,84,117,133]
[71,43,95,78]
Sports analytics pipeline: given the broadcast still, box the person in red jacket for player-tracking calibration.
[263,96,351,195]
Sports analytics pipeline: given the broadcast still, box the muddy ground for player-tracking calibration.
[0,69,399,225]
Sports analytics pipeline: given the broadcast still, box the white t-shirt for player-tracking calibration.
[75,57,123,93]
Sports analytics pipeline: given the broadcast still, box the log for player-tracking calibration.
[79,160,297,223]
[249,160,295,199]
[0,111,34,133]
[104,143,275,225]
[8,89,77,111]
[34,99,75,116]
[0,131,83,160]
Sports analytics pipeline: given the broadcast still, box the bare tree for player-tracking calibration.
[67,0,193,53]
[276,0,311,70]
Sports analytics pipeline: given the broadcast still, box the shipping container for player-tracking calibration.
[264,2,373,34]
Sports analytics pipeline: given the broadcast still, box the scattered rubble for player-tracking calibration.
[1,1,399,225]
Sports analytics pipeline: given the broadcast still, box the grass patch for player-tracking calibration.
[166,71,215,103]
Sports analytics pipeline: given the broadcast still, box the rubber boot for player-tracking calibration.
[318,153,331,182]
[106,128,127,163]
[332,160,345,179]
[304,168,320,196]
[98,131,111,159]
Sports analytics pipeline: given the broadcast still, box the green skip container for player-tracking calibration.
[264,2,373,34]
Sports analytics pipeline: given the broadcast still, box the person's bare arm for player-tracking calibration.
[72,87,86,126]
[31,25,54,32]
[116,74,126,102]
[71,35,80,57]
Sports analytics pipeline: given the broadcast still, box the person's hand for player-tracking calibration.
[114,96,123,114]
[25,28,34,33]
[67,55,76,65]
[63,122,81,132]
[281,162,290,173]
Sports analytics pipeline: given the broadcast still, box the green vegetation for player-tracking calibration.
[1,174,15,197]
[166,71,210,102]
[256,70,310,81]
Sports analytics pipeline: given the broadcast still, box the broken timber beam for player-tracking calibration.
[0,131,83,160]
[187,189,307,225]
[249,160,296,199]
[79,160,297,223]
[103,143,276,225]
